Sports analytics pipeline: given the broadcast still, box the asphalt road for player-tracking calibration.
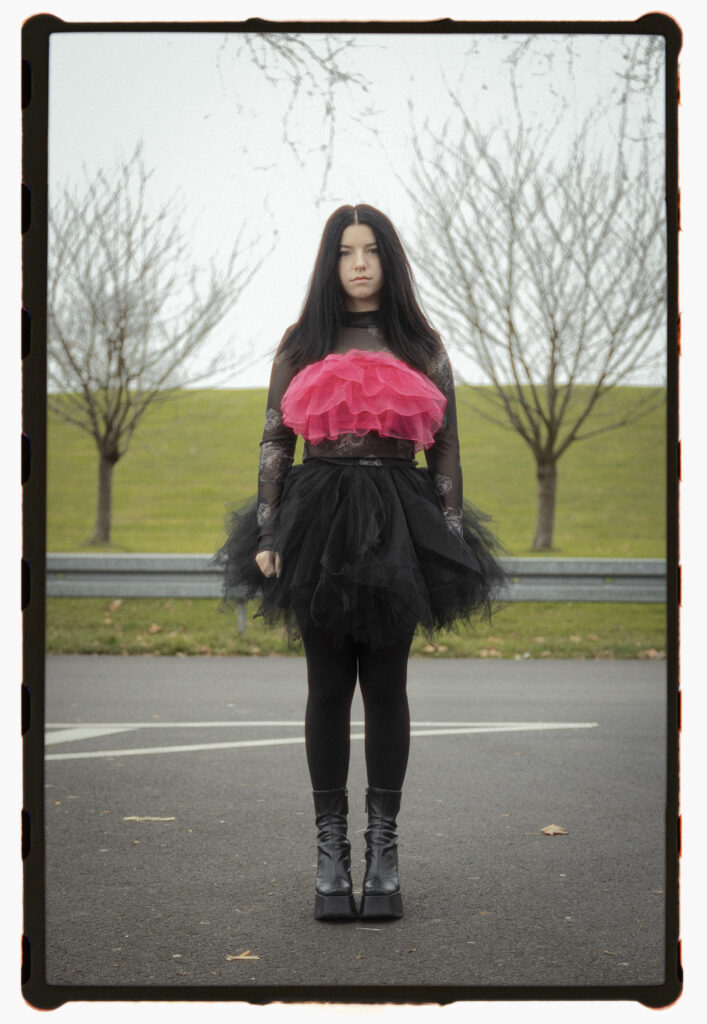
[40,654,668,995]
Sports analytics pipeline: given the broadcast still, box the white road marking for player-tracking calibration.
[45,721,598,761]
[45,726,136,745]
[46,720,597,730]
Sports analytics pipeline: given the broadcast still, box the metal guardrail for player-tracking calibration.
[46,553,667,604]
[501,557,666,603]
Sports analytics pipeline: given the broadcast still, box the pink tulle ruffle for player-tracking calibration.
[281,349,446,449]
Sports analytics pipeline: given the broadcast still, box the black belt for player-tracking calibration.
[302,455,417,468]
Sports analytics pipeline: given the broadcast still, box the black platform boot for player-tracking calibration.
[312,787,357,920]
[359,786,404,919]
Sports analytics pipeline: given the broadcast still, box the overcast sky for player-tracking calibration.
[48,28,665,387]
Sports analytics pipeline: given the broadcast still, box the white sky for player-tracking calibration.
[47,28,666,387]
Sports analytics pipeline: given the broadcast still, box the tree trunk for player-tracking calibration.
[92,452,117,544]
[532,459,557,550]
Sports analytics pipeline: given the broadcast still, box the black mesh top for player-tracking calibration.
[255,311,464,551]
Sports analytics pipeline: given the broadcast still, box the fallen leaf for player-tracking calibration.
[226,951,260,961]
[148,623,163,634]
[604,950,615,955]
[541,824,568,836]
[123,816,175,822]
[569,635,582,642]
[479,648,501,658]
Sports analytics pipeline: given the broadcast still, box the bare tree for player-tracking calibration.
[406,82,666,550]
[48,145,261,545]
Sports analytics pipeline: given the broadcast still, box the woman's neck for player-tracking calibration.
[342,308,383,325]
[343,300,381,314]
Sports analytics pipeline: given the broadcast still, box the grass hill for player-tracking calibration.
[46,385,668,658]
[48,385,666,558]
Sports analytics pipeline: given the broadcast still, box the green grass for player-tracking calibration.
[45,597,666,659]
[46,385,667,658]
[48,385,666,557]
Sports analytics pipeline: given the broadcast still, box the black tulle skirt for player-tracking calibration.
[214,457,508,650]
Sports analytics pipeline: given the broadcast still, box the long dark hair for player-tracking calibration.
[280,204,441,372]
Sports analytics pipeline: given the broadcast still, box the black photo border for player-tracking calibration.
[21,11,682,1009]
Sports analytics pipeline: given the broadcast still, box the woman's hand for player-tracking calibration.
[255,549,282,578]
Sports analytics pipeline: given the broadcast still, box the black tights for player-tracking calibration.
[301,623,413,791]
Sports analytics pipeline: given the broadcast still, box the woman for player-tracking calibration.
[217,204,506,922]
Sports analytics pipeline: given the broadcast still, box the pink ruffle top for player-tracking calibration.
[280,349,447,450]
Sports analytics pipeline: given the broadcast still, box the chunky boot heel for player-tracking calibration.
[312,787,357,920]
[359,786,404,919]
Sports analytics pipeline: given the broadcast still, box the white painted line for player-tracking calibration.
[46,720,598,730]
[47,721,309,729]
[409,723,598,737]
[45,726,136,745]
[47,735,309,760]
[45,722,598,761]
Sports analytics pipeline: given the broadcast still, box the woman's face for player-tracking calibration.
[337,223,384,311]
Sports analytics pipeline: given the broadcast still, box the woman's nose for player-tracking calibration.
[354,251,367,269]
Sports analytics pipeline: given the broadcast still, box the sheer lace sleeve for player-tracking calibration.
[424,344,464,538]
[256,336,299,553]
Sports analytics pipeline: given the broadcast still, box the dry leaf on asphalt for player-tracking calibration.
[541,824,568,835]
[226,951,260,960]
